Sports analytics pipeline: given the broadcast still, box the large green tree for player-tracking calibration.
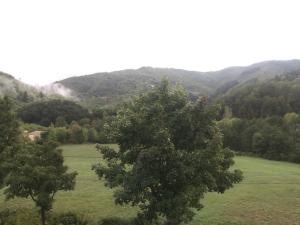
[4,141,77,225]
[93,81,242,225]
[0,96,20,187]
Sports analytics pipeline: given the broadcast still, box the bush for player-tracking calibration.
[53,212,89,225]
[0,210,91,225]
[0,209,40,225]
[98,217,133,225]
[0,209,13,225]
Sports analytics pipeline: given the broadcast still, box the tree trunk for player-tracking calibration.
[40,208,46,225]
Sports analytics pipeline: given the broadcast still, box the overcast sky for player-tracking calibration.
[0,0,300,85]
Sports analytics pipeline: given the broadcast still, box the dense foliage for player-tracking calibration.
[20,99,90,126]
[0,72,39,105]
[222,72,300,118]
[4,141,78,225]
[0,209,90,225]
[216,71,300,163]
[218,113,300,162]
[93,81,242,225]
[0,96,20,187]
[39,108,116,144]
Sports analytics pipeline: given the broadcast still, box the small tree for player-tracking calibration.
[69,121,87,144]
[4,141,77,225]
[93,80,242,225]
[0,96,20,187]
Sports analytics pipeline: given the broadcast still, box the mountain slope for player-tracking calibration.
[2,59,300,108]
[210,59,300,84]
[219,69,300,118]
[58,67,215,103]
[0,71,39,103]
[57,60,300,107]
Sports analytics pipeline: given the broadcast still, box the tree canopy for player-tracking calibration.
[218,113,300,162]
[222,73,300,119]
[0,96,20,187]
[19,99,89,126]
[4,141,77,225]
[93,80,242,225]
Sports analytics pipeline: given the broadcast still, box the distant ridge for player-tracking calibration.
[0,72,38,102]
[1,59,300,107]
[57,59,300,107]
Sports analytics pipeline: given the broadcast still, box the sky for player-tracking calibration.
[0,0,300,85]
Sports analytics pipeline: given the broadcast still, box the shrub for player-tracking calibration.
[0,209,40,225]
[54,212,89,225]
[97,217,133,225]
[0,209,13,225]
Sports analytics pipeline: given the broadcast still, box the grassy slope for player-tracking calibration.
[1,144,300,225]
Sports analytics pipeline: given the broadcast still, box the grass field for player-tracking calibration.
[1,144,300,225]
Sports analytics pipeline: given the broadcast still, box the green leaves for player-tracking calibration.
[4,141,77,225]
[94,80,243,225]
[0,96,20,187]
[20,99,89,126]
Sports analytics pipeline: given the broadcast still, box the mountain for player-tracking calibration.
[56,60,300,107]
[209,59,300,84]
[0,72,77,107]
[57,67,215,107]
[0,71,40,104]
[1,59,300,108]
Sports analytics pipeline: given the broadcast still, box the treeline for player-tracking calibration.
[19,99,90,126]
[216,71,300,163]
[19,99,118,144]
[223,72,300,118]
[40,120,109,144]
[218,113,300,162]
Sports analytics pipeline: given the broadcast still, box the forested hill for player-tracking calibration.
[1,60,300,108]
[57,67,214,106]
[217,70,300,163]
[57,60,300,106]
[0,71,40,104]
[220,70,300,118]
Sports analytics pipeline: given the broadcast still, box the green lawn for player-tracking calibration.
[1,144,300,225]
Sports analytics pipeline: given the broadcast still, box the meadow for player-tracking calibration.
[1,144,300,225]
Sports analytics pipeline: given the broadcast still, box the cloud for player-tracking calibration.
[36,83,76,99]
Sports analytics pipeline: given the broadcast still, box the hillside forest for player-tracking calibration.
[0,60,300,225]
